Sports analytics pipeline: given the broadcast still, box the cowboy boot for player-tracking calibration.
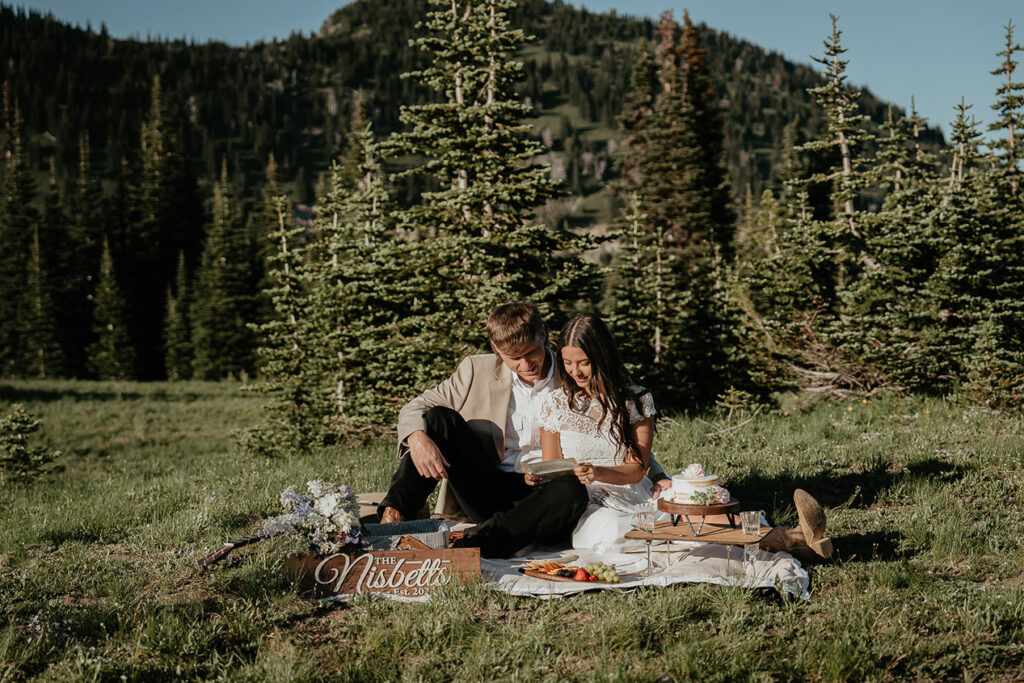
[793,489,832,558]
[758,526,834,563]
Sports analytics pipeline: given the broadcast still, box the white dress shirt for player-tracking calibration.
[500,350,556,472]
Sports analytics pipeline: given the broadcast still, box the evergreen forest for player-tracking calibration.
[1,0,1021,448]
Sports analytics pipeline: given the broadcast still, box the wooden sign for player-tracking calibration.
[285,548,481,599]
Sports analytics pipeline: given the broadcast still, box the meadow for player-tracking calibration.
[1,379,1023,680]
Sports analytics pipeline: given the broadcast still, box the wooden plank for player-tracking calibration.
[286,548,480,599]
[626,517,768,545]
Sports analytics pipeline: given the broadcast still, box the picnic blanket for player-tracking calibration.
[350,497,810,602]
[484,543,810,600]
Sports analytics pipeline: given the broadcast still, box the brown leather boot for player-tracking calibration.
[758,526,834,563]
[379,507,405,524]
[758,526,807,553]
[793,489,832,558]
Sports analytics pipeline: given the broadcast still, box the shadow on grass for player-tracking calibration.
[0,385,146,403]
[831,529,916,563]
[0,384,216,404]
[730,458,971,512]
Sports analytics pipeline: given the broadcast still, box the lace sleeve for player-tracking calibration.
[628,387,657,423]
[537,392,561,433]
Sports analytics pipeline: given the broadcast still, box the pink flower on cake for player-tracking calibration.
[683,463,705,478]
[712,486,730,504]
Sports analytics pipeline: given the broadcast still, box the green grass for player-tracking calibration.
[2,381,1024,680]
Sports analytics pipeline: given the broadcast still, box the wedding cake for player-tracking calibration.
[665,464,729,504]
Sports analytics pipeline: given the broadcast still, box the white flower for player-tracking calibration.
[316,493,340,517]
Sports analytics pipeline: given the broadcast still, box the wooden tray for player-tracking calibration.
[657,498,739,516]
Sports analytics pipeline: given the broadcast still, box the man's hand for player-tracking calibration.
[407,430,450,480]
[524,472,541,486]
[652,478,672,500]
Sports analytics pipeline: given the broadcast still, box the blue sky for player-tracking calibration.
[8,0,1018,140]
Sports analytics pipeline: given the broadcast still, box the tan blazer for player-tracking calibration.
[396,352,549,459]
[396,352,668,517]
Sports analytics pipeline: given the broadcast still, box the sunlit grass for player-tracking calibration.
[2,380,1024,679]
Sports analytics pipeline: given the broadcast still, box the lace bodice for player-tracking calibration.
[537,386,656,467]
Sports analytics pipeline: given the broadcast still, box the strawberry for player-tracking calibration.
[574,568,589,582]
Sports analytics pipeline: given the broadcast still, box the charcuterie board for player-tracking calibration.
[521,568,596,583]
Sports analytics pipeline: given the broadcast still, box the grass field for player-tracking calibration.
[2,380,1023,680]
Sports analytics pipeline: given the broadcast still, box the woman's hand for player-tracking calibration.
[574,462,597,485]
[524,472,541,486]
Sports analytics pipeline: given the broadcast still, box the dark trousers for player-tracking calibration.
[380,406,589,558]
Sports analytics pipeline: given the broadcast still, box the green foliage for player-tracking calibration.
[384,0,598,356]
[243,192,321,456]
[163,252,193,380]
[0,403,57,484]
[191,162,258,380]
[613,12,741,407]
[87,239,136,380]
[0,86,36,379]
[23,226,65,379]
[988,21,1024,176]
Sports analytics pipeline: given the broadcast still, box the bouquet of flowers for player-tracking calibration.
[260,480,362,554]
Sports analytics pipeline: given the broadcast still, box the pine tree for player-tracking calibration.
[626,11,738,405]
[128,76,204,379]
[163,252,192,380]
[606,192,683,392]
[192,161,257,380]
[0,84,36,377]
[87,238,135,380]
[836,104,940,385]
[23,227,64,378]
[302,109,418,432]
[615,40,657,197]
[243,194,317,455]
[384,0,596,363]
[917,101,1024,403]
[64,135,105,376]
[798,14,875,282]
[988,21,1024,192]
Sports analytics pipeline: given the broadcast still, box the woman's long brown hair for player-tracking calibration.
[557,314,652,463]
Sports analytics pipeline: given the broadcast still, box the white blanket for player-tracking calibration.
[483,543,810,600]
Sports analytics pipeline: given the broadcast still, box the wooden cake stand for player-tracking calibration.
[657,498,740,537]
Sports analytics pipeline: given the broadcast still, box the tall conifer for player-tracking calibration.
[988,21,1024,191]
[87,238,135,380]
[192,162,257,379]
[0,85,36,377]
[24,227,64,378]
[163,252,192,380]
[385,0,595,363]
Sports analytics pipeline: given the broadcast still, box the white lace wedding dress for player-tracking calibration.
[537,387,662,549]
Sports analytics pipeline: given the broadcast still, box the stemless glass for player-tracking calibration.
[740,510,762,536]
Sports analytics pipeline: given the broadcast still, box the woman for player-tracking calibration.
[534,313,659,549]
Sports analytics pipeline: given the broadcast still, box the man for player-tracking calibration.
[378,302,669,558]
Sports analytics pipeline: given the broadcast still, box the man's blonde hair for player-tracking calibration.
[485,302,544,351]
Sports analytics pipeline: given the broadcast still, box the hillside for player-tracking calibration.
[0,0,945,223]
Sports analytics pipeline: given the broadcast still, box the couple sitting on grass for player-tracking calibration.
[378,302,832,562]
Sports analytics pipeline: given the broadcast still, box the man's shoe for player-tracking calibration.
[379,507,405,524]
[793,489,832,558]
